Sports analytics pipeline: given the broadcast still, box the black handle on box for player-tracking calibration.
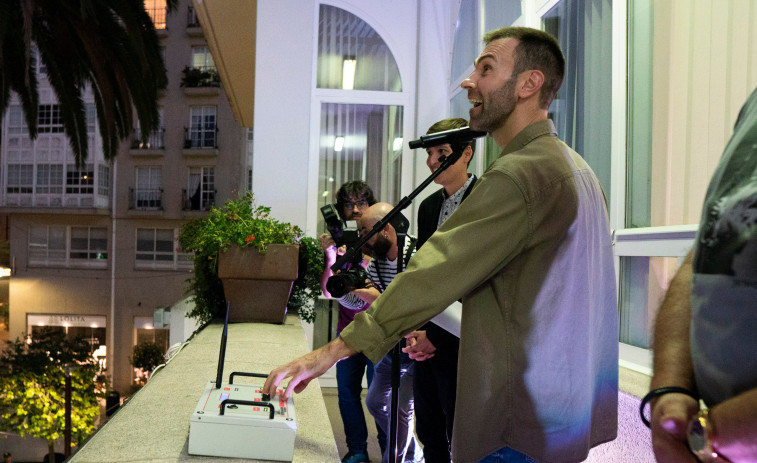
[229,371,268,384]
[219,399,275,419]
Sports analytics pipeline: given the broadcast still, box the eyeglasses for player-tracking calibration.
[344,199,369,210]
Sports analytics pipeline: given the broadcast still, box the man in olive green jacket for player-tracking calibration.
[265,26,618,463]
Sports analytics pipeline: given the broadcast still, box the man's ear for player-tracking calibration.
[517,70,544,100]
[462,145,474,164]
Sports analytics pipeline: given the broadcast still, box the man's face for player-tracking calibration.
[358,219,393,260]
[426,143,470,188]
[342,195,370,221]
[463,38,519,133]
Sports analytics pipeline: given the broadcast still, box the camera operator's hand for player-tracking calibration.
[403,330,436,361]
[350,284,380,305]
[319,233,338,258]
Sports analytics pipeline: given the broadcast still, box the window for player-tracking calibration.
[86,103,96,134]
[134,167,162,209]
[29,226,66,263]
[7,105,29,135]
[38,104,64,133]
[98,165,110,196]
[36,164,64,194]
[188,106,217,148]
[449,0,523,169]
[135,108,164,149]
[7,165,33,194]
[542,0,613,200]
[191,46,216,71]
[317,5,401,91]
[66,164,94,194]
[317,103,404,227]
[314,5,408,237]
[186,167,215,211]
[135,228,192,269]
[144,0,167,29]
[29,225,107,267]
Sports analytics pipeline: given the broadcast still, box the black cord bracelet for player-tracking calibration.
[639,386,699,428]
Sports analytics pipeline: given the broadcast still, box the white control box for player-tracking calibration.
[189,379,297,461]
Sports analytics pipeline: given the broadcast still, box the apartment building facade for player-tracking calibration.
[0,0,251,393]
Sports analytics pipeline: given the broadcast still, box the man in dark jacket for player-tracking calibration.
[403,117,477,463]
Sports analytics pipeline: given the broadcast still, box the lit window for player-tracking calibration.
[144,0,167,29]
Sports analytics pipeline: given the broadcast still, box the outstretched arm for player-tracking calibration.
[263,337,357,399]
[649,250,699,462]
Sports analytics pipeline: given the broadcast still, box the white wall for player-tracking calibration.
[253,0,316,228]
[253,0,459,234]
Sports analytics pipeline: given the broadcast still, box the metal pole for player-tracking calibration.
[64,368,72,458]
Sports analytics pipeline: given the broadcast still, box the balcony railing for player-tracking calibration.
[182,188,216,211]
[129,188,163,210]
[183,126,218,149]
[180,66,220,88]
[130,128,165,150]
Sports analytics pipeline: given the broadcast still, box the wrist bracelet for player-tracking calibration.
[639,386,699,428]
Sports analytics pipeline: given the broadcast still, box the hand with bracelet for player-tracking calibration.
[641,386,714,462]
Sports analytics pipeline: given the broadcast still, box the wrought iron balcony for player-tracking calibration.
[183,126,218,149]
[129,188,163,210]
[130,128,165,150]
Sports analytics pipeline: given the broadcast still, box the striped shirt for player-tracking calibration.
[339,237,417,310]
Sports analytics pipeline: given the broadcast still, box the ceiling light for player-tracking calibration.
[334,136,344,152]
[342,55,356,90]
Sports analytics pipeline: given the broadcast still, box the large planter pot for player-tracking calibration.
[217,244,299,323]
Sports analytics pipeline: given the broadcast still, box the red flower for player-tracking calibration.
[244,234,255,243]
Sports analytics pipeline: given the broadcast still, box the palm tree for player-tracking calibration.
[0,0,178,167]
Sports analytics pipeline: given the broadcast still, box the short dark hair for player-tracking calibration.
[335,181,376,220]
[426,117,476,166]
[482,27,565,109]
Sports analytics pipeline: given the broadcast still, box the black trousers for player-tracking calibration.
[412,326,459,463]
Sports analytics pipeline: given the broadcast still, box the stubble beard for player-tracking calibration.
[471,74,518,133]
[369,235,392,260]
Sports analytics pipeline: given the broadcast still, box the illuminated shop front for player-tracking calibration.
[26,313,107,363]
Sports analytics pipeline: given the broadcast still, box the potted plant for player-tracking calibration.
[178,192,323,324]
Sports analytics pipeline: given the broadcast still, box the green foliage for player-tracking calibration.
[130,342,165,374]
[0,327,104,452]
[288,237,324,324]
[178,193,324,324]
[180,66,221,88]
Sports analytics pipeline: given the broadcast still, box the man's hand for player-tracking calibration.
[319,233,341,264]
[403,330,436,361]
[350,285,381,304]
[263,337,357,399]
[650,393,700,462]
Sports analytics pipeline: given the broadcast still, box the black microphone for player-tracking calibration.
[408,126,486,149]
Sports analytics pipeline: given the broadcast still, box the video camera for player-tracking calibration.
[325,267,369,298]
[320,203,360,248]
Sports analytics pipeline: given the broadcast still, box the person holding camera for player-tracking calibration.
[336,202,420,463]
[402,117,477,463]
[319,181,383,463]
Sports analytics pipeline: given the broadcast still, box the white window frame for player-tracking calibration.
[29,225,108,268]
[135,228,192,270]
[306,2,415,237]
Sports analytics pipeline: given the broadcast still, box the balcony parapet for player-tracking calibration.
[68,315,339,462]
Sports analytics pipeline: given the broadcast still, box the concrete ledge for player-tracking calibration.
[70,315,339,462]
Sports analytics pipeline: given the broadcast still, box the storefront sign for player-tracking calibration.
[27,313,106,328]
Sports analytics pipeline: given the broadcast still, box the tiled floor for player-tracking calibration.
[322,387,383,462]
